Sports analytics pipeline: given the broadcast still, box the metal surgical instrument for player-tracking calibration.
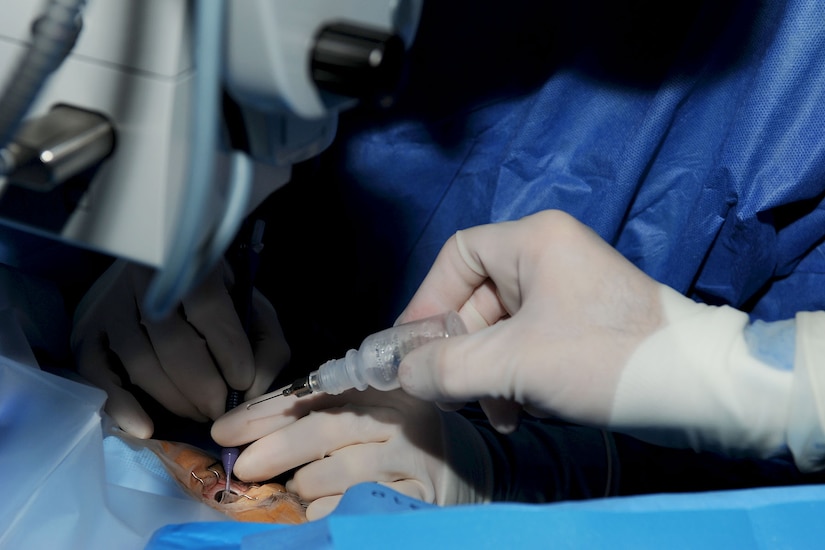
[247,311,467,408]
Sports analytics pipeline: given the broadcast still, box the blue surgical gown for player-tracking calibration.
[297,0,825,324]
[255,0,825,502]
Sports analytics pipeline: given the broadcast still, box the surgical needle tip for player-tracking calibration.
[245,391,284,409]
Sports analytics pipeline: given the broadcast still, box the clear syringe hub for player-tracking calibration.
[309,311,467,395]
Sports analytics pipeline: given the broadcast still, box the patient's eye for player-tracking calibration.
[146,438,307,524]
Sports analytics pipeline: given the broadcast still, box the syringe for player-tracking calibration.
[247,311,466,407]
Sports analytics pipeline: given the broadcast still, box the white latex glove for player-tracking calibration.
[394,210,825,470]
[211,388,492,520]
[71,258,290,438]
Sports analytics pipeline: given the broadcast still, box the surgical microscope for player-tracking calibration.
[0,0,422,489]
[0,0,421,315]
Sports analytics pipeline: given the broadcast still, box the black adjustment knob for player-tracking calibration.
[311,22,405,100]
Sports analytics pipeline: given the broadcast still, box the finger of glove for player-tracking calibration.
[245,289,291,399]
[305,495,342,521]
[288,423,439,502]
[213,387,408,446]
[180,268,255,391]
[75,336,155,438]
[384,479,433,504]
[455,220,544,316]
[107,321,210,422]
[306,480,432,521]
[479,397,522,434]
[288,441,418,501]
[436,401,467,412]
[139,313,227,420]
[212,390,349,446]
[105,384,156,438]
[398,322,516,405]
[397,230,509,328]
[233,403,398,482]
[304,480,432,521]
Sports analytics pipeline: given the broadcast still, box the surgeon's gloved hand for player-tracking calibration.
[395,210,825,470]
[211,388,492,520]
[395,210,663,433]
[71,258,290,439]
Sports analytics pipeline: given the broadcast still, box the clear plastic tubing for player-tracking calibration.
[311,311,467,395]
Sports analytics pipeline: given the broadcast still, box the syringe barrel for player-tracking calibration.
[313,311,467,395]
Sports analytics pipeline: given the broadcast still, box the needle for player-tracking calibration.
[245,391,284,409]
[246,375,313,409]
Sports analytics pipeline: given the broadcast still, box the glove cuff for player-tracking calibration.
[610,285,793,458]
[436,411,493,506]
[788,311,825,472]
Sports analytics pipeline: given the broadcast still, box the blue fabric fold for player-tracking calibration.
[145,483,435,550]
[331,0,825,323]
[146,482,825,549]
